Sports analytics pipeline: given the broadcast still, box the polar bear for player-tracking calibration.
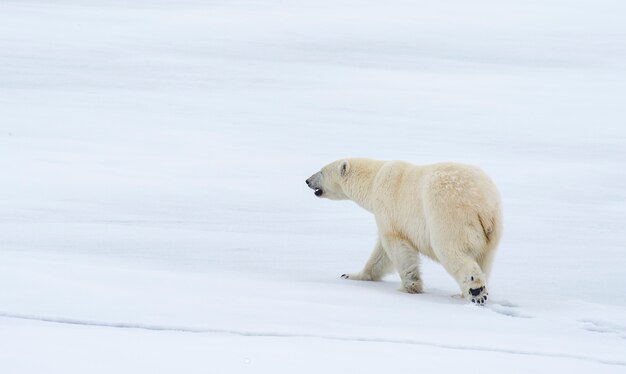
[306,158,502,304]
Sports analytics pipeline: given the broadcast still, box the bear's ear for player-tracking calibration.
[339,160,350,177]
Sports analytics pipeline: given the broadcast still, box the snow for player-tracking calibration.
[1,0,626,372]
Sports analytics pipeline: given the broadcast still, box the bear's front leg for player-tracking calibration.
[341,238,393,281]
[380,234,423,294]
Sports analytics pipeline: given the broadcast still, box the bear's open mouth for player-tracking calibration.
[314,188,323,197]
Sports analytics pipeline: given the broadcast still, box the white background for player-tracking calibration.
[1,1,625,372]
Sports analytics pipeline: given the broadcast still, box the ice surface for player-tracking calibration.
[1,1,625,373]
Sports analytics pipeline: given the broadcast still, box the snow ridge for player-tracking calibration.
[2,311,624,367]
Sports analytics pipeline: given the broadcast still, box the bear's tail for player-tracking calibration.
[478,211,501,247]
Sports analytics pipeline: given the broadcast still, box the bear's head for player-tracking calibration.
[305,159,351,200]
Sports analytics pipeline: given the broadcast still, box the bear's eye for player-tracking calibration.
[340,163,347,177]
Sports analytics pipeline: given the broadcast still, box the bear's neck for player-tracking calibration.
[343,160,385,212]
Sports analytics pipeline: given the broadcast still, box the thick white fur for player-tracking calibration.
[310,158,502,302]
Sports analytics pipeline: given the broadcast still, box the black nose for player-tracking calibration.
[306,179,310,186]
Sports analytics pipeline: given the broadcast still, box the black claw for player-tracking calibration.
[341,274,348,279]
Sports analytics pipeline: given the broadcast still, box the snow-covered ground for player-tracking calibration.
[1,1,626,372]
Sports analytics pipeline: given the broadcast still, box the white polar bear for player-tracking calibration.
[306,158,502,304]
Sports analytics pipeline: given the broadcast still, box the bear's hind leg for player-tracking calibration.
[435,248,489,304]
[380,233,423,294]
[341,238,393,281]
[478,249,497,282]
